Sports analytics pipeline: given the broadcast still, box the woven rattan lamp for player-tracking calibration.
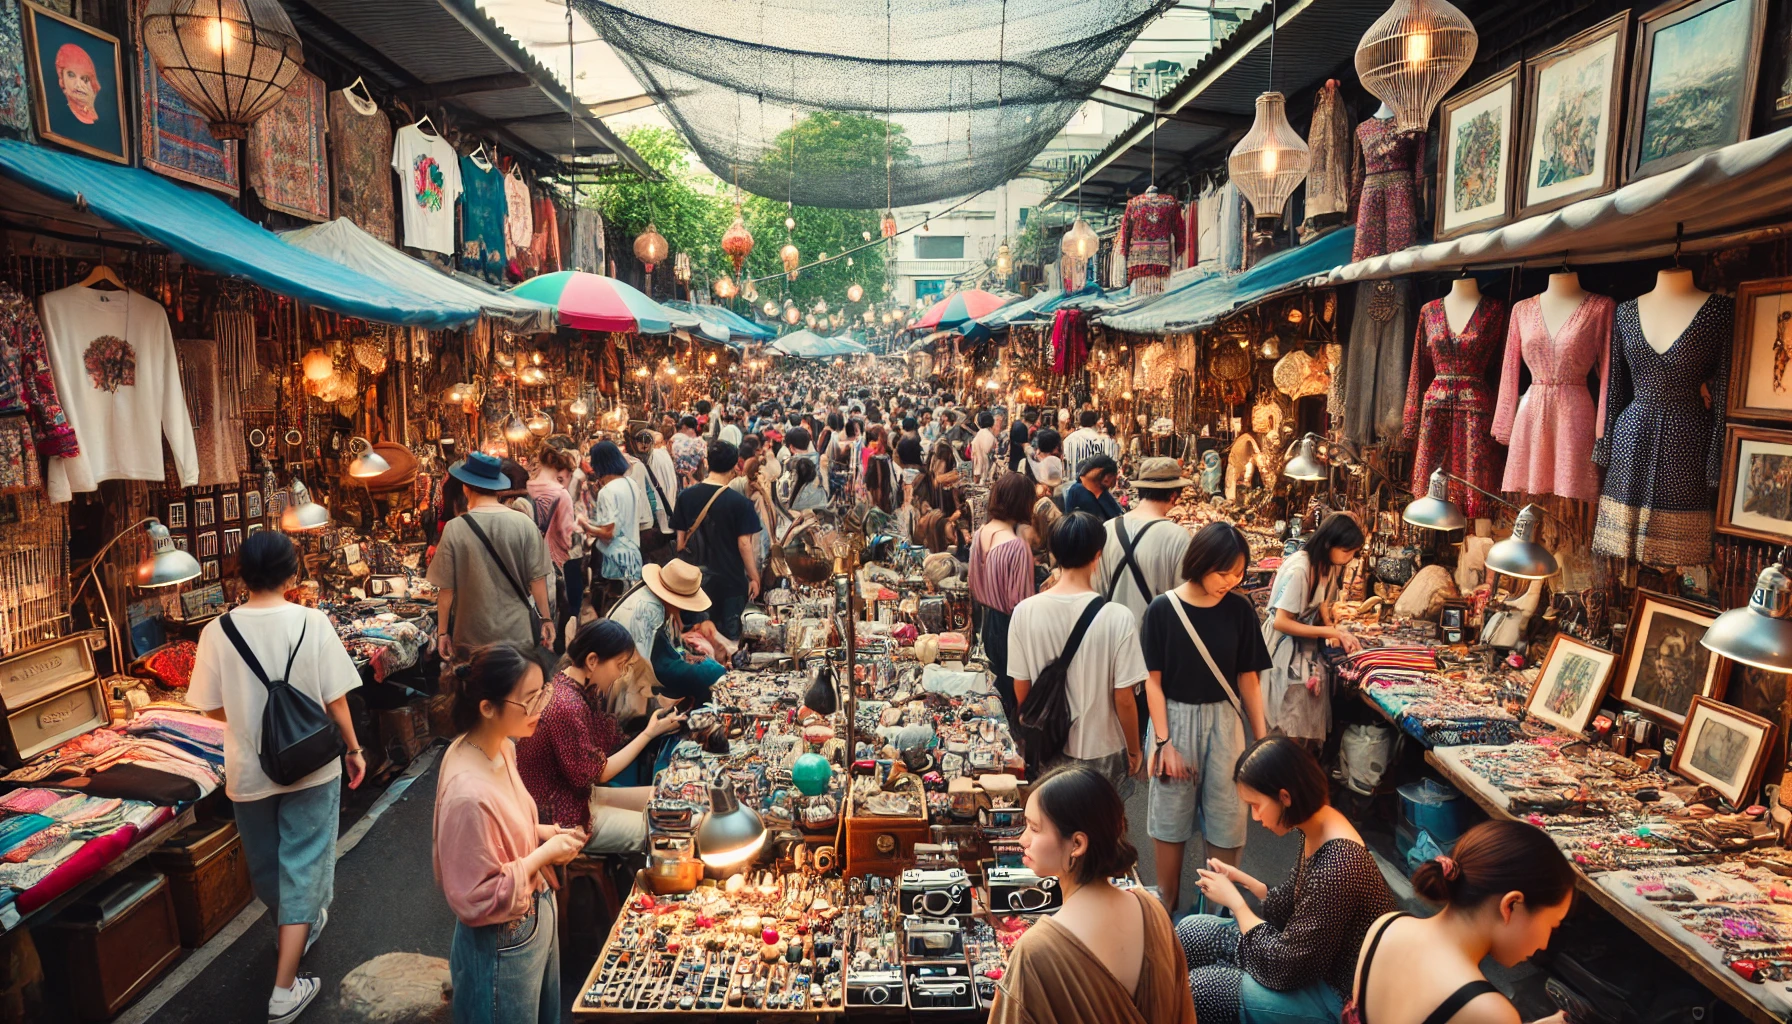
[141,0,304,140]
[1229,92,1311,220]
[1355,0,1478,135]
[634,224,668,273]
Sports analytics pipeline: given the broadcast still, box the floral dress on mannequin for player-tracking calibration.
[1403,298,1507,518]
[1492,294,1614,501]
[1348,117,1424,263]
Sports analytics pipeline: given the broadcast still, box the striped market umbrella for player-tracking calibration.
[509,270,674,333]
[912,289,1010,331]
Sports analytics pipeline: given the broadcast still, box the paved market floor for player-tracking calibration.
[136,751,1533,1024]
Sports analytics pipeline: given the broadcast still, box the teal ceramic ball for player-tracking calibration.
[792,753,832,797]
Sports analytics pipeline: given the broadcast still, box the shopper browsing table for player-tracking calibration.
[607,559,730,706]
[187,531,365,1024]
[671,439,762,640]
[990,765,1197,1024]
[1262,513,1365,744]
[1180,737,1396,1024]
[435,645,584,1024]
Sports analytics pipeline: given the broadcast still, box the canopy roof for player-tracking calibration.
[0,141,467,327]
[914,289,1015,331]
[281,219,555,332]
[663,300,774,344]
[771,331,870,358]
[1102,227,1353,333]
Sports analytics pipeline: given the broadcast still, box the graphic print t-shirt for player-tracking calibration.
[391,124,463,255]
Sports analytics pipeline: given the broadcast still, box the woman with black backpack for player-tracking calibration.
[187,531,365,1024]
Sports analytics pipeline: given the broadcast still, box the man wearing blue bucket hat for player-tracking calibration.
[428,451,556,657]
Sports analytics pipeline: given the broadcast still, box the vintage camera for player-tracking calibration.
[904,964,978,1011]
[646,798,698,833]
[903,915,965,960]
[980,805,1025,837]
[899,867,973,918]
[845,970,905,1007]
[986,866,1062,914]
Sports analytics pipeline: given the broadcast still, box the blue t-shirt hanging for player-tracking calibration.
[458,155,508,283]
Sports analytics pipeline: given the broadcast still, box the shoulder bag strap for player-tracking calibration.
[219,613,307,688]
[644,465,673,521]
[461,514,535,611]
[677,485,729,553]
[1166,593,1248,728]
[1420,982,1502,1024]
[1352,911,1409,1024]
[1057,594,1108,670]
[1106,518,1165,600]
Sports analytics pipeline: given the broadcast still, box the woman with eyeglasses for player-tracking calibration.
[990,764,1196,1024]
[435,644,586,1024]
[516,621,684,852]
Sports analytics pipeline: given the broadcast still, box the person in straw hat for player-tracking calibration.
[606,558,728,708]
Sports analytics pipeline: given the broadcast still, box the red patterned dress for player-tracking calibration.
[1349,117,1424,263]
[1403,298,1507,518]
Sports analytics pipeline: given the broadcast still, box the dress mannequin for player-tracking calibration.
[1443,275,1481,335]
[1538,271,1588,336]
[1636,268,1712,354]
[1374,102,1393,119]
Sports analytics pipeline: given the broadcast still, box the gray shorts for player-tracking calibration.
[1147,699,1248,848]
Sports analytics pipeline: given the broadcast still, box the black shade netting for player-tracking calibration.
[573,0,1177,208]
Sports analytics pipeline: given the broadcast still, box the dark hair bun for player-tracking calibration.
[1410,858,1456,903]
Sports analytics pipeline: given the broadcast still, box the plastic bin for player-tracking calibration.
[1398,778,1470,845]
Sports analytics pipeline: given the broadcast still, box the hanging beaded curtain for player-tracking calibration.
[140,0,305,140]
[573,0,1178,207]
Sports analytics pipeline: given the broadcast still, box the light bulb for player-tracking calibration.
[784,216,796,231]
[1261,147,1279,174]
[707,353,717,365]
[203,17,232,54]
[1406,30,1429,65]
[763,300,779,316]
[504,416,529,443]
[526,411,552,436]
[847,284,863,302]
[569,397,590,418]
[634,366,648,377]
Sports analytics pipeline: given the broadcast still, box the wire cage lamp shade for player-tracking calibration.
[141,0,304,140]
[634,224,668,272]
[1228,92,1311,220]
[1354,0,1478,135]
[1060,219,1099,262]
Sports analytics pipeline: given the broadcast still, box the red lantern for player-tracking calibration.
[721,213,754,274]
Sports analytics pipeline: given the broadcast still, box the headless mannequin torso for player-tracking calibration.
[1538,271,1588,337]
[1635,268,1711,354]
[1442,276,1482,335]
[1374,102,1393,119]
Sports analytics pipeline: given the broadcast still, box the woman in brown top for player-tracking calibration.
[990,765,1196,1024]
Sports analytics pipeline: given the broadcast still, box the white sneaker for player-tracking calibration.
[304,907,326,957]
[268,974,320,1024]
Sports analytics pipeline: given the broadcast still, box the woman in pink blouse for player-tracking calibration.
[434,644,585,1024]
[971,472,1039,725]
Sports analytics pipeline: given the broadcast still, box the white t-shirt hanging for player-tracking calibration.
[504,169,533,251]
[37,285,198,502]
[391,123,463,255]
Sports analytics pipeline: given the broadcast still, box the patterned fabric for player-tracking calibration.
[1304,81,1352,219]
[135,0,236,195]
[458,155,508,283]
[1592,296,1732,567]
[327,89,395,243]
[1120,192,1183,297]
[1349,117,1423,263]
[142,640,198,689]
[0,0,31,137]
[1403,297,1506,518]
[504,170,533,252]
[175,337,248,486]
[0,788,61,814]
[530,194,561,274]
[670,432,706,482]
[1050,308,1090,374]
[969,532,1033,615]
[0,283,76,458]
[513,671,625,831]
[247,69,329,221]
[570,207,606,274]
[1493,294,1614,501]
[1342,279,1411,445]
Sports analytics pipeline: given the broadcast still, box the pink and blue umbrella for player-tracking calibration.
[510,270,674,333]
[912,289,1010,330]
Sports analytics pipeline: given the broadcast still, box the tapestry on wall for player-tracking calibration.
[133,0,236,195]
[0,0,32,138]
[327,87,394,243]
[247,68,328,221]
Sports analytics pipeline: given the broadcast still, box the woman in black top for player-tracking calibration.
[1140,523,1270,914]
[1178,737,1397,1024]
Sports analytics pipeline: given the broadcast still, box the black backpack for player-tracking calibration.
[219,613,344,786]
[1014,595,1107,769]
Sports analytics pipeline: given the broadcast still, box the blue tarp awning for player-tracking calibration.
[1099,228,1355,334]
[770,331,870,358]
[959,286,1104,344]
[663,300,775,345]
[0,141,470,328]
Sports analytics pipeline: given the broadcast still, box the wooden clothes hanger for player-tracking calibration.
[76,260,124,291]
[412,112,439,137]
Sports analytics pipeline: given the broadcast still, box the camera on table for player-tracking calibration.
[986,865,1062,914]
[899,867,973,918]
[845,970,905,1007]
[903,915,965,960]
[904,964,978,1011]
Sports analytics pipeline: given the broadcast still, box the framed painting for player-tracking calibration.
[1616,590,1727,728]
[1764,0,1792,126]
[1717,423,1792,543]
[1525,633,1618,735]
[1672,696,1776,808]
[1624,0,1766,182]
[20,0,126,162]
[1519,11,1628,218]
[1435,63,1521,241]
[1729,277,1792,423]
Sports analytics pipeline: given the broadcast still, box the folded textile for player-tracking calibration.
[0,788,62,814]
[3,824,68,862]
[0,814,54,857]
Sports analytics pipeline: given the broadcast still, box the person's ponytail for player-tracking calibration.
[1411,820,1573,910]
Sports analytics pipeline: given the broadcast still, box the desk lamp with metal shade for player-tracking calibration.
[695,773,768,878]
[1703,548,1792,673]
[70,517,203,668]
[1402,467,1560,580]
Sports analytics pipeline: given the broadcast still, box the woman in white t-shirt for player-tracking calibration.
[584,441,643,613]
[1261,514,1364,743]
[186,530,364,1024]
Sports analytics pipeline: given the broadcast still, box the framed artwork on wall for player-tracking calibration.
[1624,0,1766,182]
[1672,696,1776,808]
[1518,11,1629,218]
[20,1,127,163]
[1763,0,1792,127]
[1718,423,1792,544]
[1615,591,1728,728]
[1435,64,1522,241]
[1525,633,1619,735]
[1729,277,1792,423]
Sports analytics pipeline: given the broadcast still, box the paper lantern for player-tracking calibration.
[714,276,738,299]
[1060,218,1099,261]
[1228,92,1311,220]
[847,283,864,303]
[140,0,303,140]
[634,223,668,272]
[780,243,800,279]
[1355,0,1478,134]
[763,300,780,317]
[784,306,801,325]
[995,242,1012,276]
[302,345,333,381]
[881,211,898,238]
[721,213,754,274]
[742,280,759,302]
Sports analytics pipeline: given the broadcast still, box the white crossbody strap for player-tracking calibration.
[1166,594,1248,726]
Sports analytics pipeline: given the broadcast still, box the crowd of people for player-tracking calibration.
[181,367,1575,1024]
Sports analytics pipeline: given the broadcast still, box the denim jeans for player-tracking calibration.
[450,889,559,1024]
[710,591,748,641]
[234,779,339,927]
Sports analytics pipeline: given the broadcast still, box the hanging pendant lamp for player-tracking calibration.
[1230,91,1311,220]
[713,276,738,300]
[673,252,692,284]
[780,243,800,280]
[634,223,668,273]
[140,0,304,140]
[847,283,864,303]
[1061,219,1099,262]
[721,208,754,274]
[1355,0,1478,135]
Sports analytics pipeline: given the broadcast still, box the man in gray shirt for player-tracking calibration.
[1094,458,1195,624]
[429,451,555,657]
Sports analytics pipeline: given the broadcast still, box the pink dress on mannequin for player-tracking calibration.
[1491,294,1613,501]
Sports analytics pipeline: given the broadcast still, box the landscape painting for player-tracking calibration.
[1626,0,1765,181]
[1520,13,1627,216]
[1436,64,1519,240]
